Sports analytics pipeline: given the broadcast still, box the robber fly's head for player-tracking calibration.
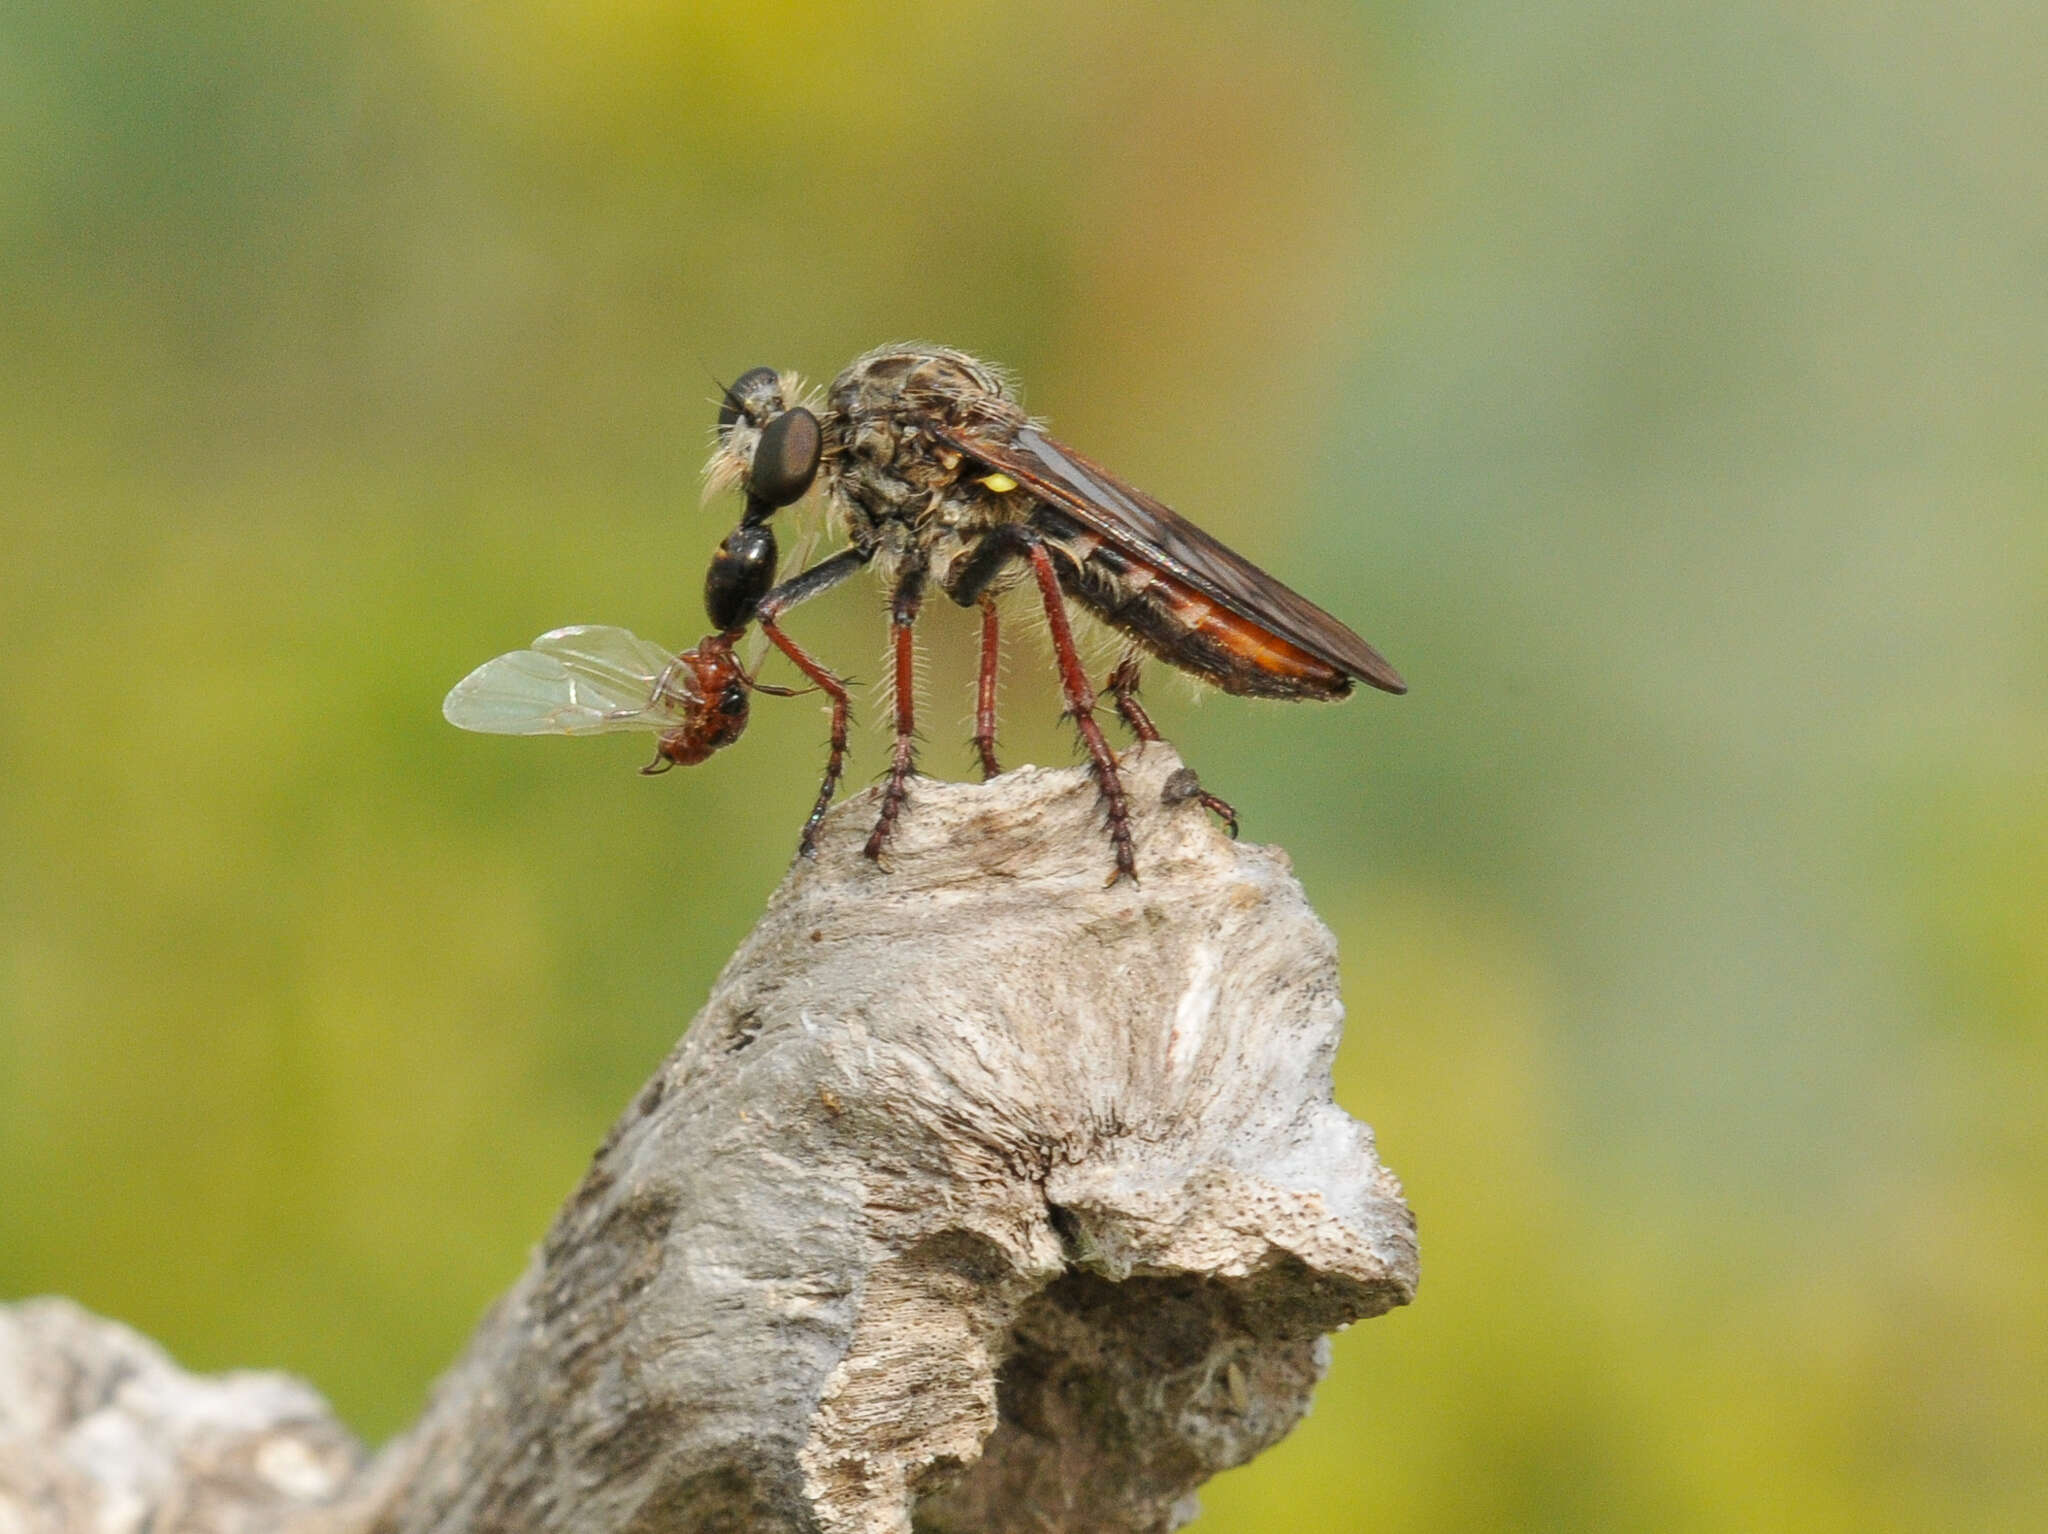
[705,365,823,519]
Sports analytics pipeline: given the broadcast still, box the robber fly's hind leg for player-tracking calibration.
[1024,539,1136,884]
[755,547,872,855]
[973,594,1003,779]
[1105,653,1161,742]
[865,566,927,863]
[1105,653,1239,838]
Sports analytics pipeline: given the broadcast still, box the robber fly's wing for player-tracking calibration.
[443,625,686,735]
[935,423,1406,694]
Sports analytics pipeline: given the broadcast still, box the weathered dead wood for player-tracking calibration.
[0,1298,362,1534]
[1,746,1415,1534]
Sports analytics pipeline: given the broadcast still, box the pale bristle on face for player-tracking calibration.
[699,370,818,505]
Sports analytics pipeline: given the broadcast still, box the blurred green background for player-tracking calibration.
[3,0,2043,1527]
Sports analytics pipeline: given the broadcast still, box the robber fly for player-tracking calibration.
[444,519,800,771]
[707,343,1405,881]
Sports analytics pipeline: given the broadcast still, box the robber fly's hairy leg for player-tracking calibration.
[973,594,1003,779]
[759,632,852,853]
[1104,654,1238,838]
[739,663,808,699]
[754,547,872,855]
[1192,786,1240,838]
[950,521,1134,878]
[865,564,927,863]
[1104,654,1160,742]
[947,527,1020,781]
[1024,538,1136,884]
[731,637,813,699]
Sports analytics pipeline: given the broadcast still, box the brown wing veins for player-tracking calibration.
[934,423,1406,695]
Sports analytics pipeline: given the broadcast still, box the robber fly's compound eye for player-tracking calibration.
[717,366,782,431]
[704,522,779,633]
[749,406,822,510]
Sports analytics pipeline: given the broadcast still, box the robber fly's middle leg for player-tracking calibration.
[1104,654,1239,838]
[754,546,872,855]
[865,564,926,863]
[952,522,1135,880]
[973,594,1003,779]
[947,529,1017,780]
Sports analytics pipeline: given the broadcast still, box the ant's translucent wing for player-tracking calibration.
[443,625,687,736]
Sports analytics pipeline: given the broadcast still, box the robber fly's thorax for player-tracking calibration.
[821,346,1034,566]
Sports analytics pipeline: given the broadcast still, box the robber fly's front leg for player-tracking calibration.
[754,546,872,855]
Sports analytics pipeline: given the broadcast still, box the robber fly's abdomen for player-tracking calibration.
[1041,513,1353,702]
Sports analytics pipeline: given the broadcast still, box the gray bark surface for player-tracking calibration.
[2,746,1416,1534]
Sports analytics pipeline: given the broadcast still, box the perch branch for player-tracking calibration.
[2,746,1416,1534]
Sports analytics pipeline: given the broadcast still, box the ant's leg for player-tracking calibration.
[1106,654,1238,837]
[974,595,1003,779]
[638,648,693,777]
[754,547,871,854]
[639,645,707,775]
[1024,539,1135,883]
[866,568,927,861]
